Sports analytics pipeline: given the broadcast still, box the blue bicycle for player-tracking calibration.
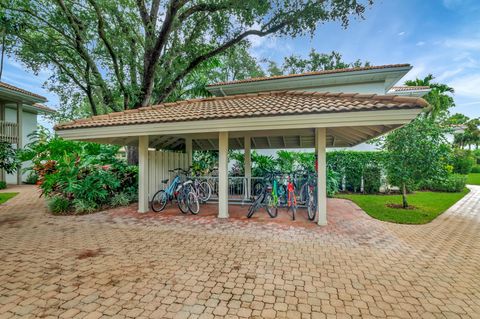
[151,168,197,213]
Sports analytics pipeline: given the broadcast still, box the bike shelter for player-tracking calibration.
[54,65,428,226]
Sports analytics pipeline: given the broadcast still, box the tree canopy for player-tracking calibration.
[264,49,370,76]
[382,117,451,208]
[1,0,373,116]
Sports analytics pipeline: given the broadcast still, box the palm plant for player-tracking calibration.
[405,74,455,120]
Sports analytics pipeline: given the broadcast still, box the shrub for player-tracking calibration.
[328,151,385,193]
[0,141,20,175]
[19,128,138,215]
[419,174,467,192]
[0,181,6,189]
[24,171,38,184]
[124,186,138,203]
[363,165,381,194]
[471,166,480,173]
[451,149,475,174]
[73,199,97,214]
[47,195,71,214]
[327,169,339,197]
[110,193,130,207]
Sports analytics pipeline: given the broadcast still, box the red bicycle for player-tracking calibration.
[286,173,298,220]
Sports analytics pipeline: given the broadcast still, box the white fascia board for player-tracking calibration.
[56,109,423,141]
[207,66,412,96]
[387,89,431,97]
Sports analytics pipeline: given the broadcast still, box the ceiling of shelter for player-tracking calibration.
[86,124,401,151]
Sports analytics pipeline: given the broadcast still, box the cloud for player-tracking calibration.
[443,38,480,51]
[443,0,477,10]
[416,41,425,46]
[449,74,480,99]
[397,31,405,36]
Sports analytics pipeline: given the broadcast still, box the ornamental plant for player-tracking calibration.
[0,140,20,176]
[382,117,451,208]
[20,127,138,214]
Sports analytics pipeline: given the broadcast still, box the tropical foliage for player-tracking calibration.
[405,74,455,120]
[20,128,138,214]
[450,115,480,150]
[0,140,20,175]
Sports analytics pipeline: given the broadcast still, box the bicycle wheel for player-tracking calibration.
[177,190,189,214]
[247,193,263,218]
[151,190,168,212]
[197,181,212,203]
[307,188,316,221]
[289,191,297,221]
[265,193,278,218]
[187,191,200,214]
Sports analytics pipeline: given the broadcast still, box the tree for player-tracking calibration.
[166,43,265,102]
[405,74,455,120]
[452,118,480,150]
[265,49,370,75]
[0,141,20,178]
[2,0,373,115]
[446,113,470,126]
[382,117,450,208]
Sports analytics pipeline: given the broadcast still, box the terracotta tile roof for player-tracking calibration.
[0,82,47,101]
[207,64,411,87]
[54,91,428,131]
[390,86,430,92]
[33,103,56,113]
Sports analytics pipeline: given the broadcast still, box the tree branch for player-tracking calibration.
[156,22,289,103]
[54,0,119,111]
[87,0,129,109]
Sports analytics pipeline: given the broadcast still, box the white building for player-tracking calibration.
[0,82,55,184]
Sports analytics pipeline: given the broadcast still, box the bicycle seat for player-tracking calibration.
[161,179,169,184]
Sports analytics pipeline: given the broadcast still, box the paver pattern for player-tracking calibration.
[0,185,479,319]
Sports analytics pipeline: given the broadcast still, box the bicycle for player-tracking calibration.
[187,168,212,203]
[177,178,200,215]
[247,172,284,218]
[305,174,317,221]
[150,168,200,215]
[150,168,184,212]
[285,172,298,220]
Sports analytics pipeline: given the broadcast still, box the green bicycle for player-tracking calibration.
[247,172,285,218]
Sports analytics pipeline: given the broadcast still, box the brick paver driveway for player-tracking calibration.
[1,185,479,319]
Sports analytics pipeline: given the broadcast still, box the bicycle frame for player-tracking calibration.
[165,175,182,199]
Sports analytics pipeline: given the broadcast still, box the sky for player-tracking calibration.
[1,0,480,124]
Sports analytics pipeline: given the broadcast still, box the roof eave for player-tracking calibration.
[0,87,48,104]
[207,65,412,96]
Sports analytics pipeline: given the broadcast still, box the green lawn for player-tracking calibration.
[0,192,18,204]
[336,188,470,224]
[467,173,480,185]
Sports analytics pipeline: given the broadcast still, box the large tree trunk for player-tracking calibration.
[126,146,139,165]
[402,183,408,208]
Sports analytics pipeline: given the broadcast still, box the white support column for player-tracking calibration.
[244,135,251,198]
[16,102,23,185]
[185,137,192,167]
[315,128,327,226]
[138,135,149,213]
[218,131,229,218]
